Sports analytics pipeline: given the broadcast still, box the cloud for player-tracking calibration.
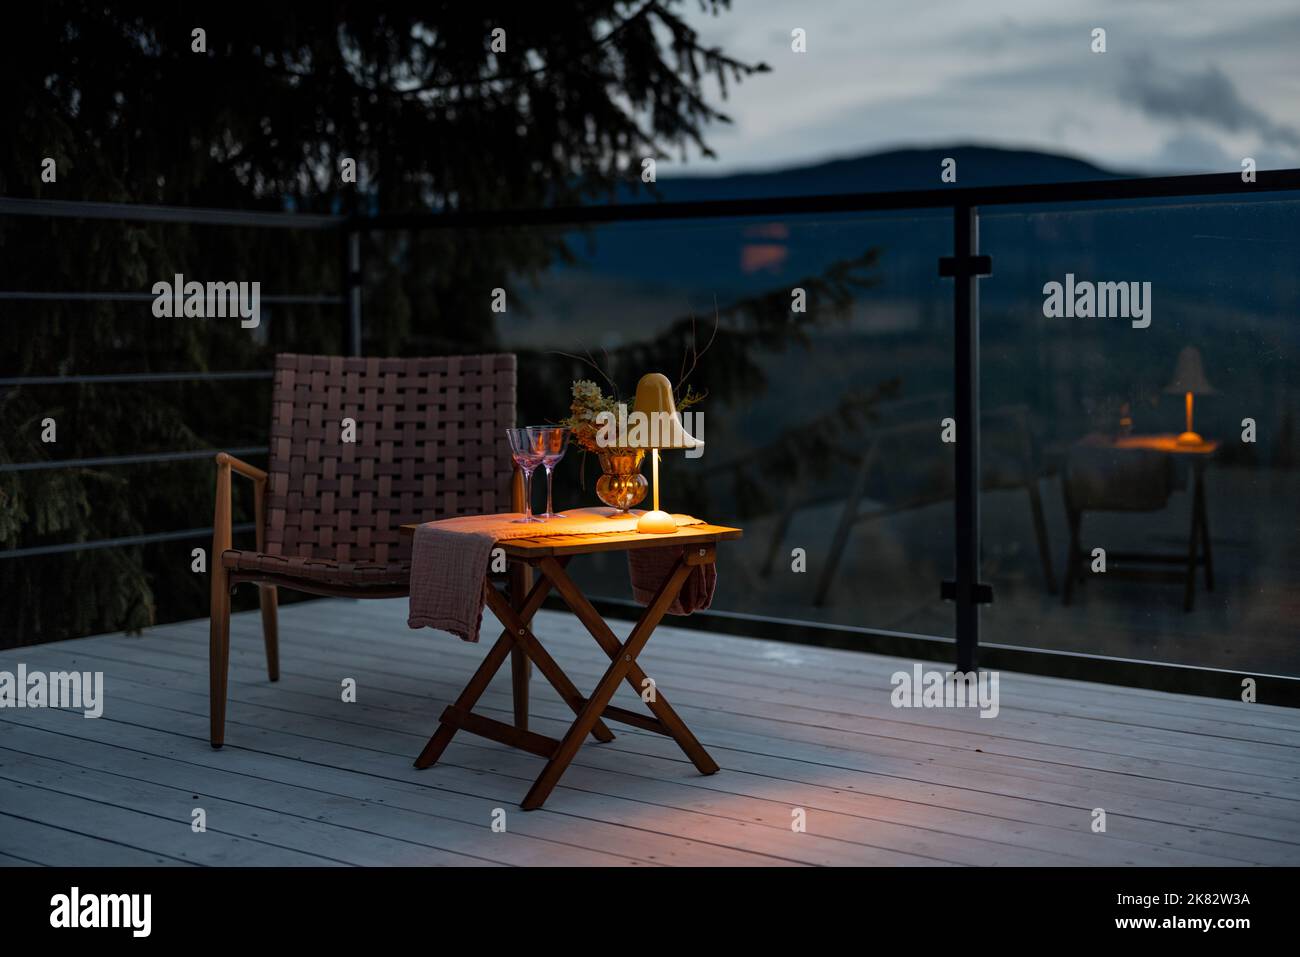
[1148,131,1237,173]
[1120,57,1300,148]
[679,1,1300,175]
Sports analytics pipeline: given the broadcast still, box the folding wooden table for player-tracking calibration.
[1062,434,1217,611]
[400,522,743,810]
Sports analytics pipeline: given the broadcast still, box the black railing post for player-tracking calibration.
[954,205,980,672]
[941,204,992,673]
[341,221,363,356]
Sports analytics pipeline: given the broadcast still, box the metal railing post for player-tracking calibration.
[941,204,992,672]
[342,222,363,356]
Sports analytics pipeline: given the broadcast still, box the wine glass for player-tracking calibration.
[505,428,544,523]
[528,426,571,519]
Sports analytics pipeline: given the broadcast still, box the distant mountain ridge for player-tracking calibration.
[545,142,1286,350]
[519,143,1291,473]
[576,145,1135,289]
[633,145,1129,202]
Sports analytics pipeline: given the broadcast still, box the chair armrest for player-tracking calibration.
[213,452,269,557]
[216,452,267,483]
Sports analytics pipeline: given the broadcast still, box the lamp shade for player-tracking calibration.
[1164,346,1216,395]
[630,373,702,450]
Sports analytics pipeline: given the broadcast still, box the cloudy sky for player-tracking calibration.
[678,0,1300,175]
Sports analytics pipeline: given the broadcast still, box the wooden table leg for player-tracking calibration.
[485,583,615,743]
[413,570,557,769]
[521,557,695,810]
[508,560,533,730]
[414,541,729,811]
[540,554,719,777]
[414,631,515,769]
[1196,464,1214,591]
[1062,505,1081,607]
[1184,467,1202,613]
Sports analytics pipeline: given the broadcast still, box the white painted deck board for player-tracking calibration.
[1,598,1297,866]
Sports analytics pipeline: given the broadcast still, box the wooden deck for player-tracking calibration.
[2,598,1298,866]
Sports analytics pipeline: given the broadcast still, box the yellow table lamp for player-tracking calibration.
[629,372,703,534]
[1164,345,1216,446]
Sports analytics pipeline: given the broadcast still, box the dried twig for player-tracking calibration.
[548,347,619,398]
[676,301,720,399]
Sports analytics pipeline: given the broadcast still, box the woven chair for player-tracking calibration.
[754,395,1057,603]
[1061,438,1179,607]
[208,353,524,748]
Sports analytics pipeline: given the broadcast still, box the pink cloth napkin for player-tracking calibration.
[406,525,497,642]
[407,508,707,642]
[628,546,717,615]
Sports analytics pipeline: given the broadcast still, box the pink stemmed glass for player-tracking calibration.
[506,428,544,523]
[528,426,570,519]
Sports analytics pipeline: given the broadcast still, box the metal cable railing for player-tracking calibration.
[6,171,1300,680]
[0,446,269,475]
[0,371,273,386]
[0,198,341,560]
[3,524,258,559]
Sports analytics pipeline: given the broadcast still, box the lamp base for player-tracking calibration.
[636,509,677,534]
[1176,431,1204,446]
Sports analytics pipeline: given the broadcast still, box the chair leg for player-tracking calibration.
[1197,471,1214,591]
[1062,508,1080,607]
[815,448,875,606]
[1184,483,1201,613]
[1025,480,1057,595]
[760,497,798,578]
[259,584,279,681]
[209,572,231,749]
[815,498,856,607]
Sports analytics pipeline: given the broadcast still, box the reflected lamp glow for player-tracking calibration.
[628,373,702,534]
[1164,346,1216,446]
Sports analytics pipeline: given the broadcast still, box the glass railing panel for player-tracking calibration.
[368,210,956,639]
[979,195,1300,676]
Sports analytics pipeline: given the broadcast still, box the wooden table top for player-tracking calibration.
[1112,434,1219,455]
[399,521,743,557]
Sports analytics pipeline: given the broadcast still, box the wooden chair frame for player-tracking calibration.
[1062,456,1213,612]
[208,351,526,751]
[752,397,1056,603]
[208,457,531,747]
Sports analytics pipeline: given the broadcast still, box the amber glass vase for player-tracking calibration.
[595,449,648,512]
